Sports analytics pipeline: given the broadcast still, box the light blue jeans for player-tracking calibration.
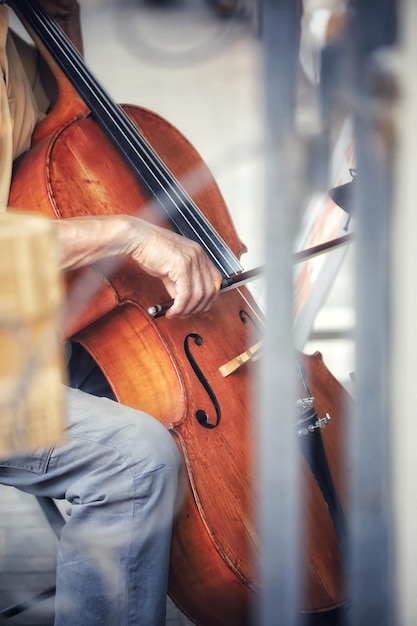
[0,387,182,626]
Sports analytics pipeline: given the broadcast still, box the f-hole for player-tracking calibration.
[184,333,221,429]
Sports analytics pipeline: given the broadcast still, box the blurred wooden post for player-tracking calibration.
[0,211,65,456]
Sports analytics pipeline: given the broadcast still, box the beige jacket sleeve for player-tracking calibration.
[0,6,45,212]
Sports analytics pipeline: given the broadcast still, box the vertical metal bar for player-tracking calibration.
[347,0,397,623]
[256,1,302,624]
[390,0,417,622]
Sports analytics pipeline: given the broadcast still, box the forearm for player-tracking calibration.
[54,214,138,270]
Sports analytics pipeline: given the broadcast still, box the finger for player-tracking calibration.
[165,263,221,318]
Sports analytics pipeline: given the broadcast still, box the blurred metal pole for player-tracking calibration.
[256,1,302,625]
[347,0,397,624]
[391,0,417,623]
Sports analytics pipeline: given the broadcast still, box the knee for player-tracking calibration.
[63,390,182,499]
[62,412,182,514]
[113,410,182,482]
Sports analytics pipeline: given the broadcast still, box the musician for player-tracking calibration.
[0,1,221,624]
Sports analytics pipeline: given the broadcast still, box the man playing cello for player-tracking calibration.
[0,1,221,624]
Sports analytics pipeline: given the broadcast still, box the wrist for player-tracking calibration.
[118,215,153,258]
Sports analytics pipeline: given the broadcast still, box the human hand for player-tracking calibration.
[56,215,222,319]
[127,219,222,319]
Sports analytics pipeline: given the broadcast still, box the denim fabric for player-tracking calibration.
[0,447,52,473]
[0,386,182,626]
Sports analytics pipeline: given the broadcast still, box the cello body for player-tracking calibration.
[9,104,351,625]
[7,5,351,621]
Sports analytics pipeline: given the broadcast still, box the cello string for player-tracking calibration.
[22,0,243,279]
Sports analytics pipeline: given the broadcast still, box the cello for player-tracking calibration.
[7,1,351,623]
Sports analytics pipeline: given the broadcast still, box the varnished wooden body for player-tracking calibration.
[9,89,350,625]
